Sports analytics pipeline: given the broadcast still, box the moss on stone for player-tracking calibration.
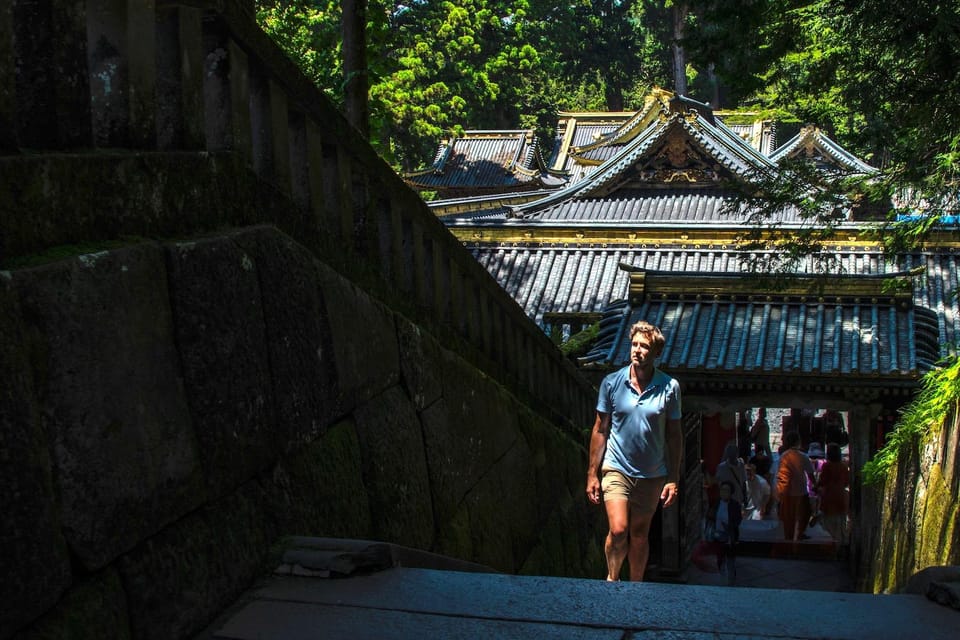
[17,568,131,640]
[272,418,372,540]
[434,506,473,562]
[917,463,960,570]
[3,237,148,269]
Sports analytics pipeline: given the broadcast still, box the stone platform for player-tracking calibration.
[200,558,955,639]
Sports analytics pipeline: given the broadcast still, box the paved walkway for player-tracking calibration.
[685,513,855,590]
[203,567,954,639]
[686,553,855,591]
[198,538,955,640]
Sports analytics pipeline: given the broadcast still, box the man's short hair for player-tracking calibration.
[629,321,665,354]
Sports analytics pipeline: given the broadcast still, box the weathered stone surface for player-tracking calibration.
[396,317,443,411]
[0,1,14,150]
[230,227,337,449]
[0,277,71,637]
[118,480,272,640]
[905,566,960,594]
[461,437,537,573]
[316,262,400,413]
[421,350,519,526]
[12,568,131,640]
[353,385,433,550]
[269,418,372,539]
[0,154,269,264]
[12,0,92,148]
[12,244,204,570]
[166,235,277,497]
[927,581,960,610]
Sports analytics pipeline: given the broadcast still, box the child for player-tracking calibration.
[692,481,742,584]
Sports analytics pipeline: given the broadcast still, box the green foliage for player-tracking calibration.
[541,1,671,111]
[256,1,344,103]
[863,358,960,485]
[370,0,552,169]
[559,322,600,359]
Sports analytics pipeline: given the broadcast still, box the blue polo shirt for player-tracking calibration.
[597,366,682,478]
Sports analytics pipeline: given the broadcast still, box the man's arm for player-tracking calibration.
[660,417,683,507]
[585,412,610,504]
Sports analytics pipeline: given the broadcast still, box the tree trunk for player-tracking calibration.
[605,83,625,112]
[342,0,369,137]
[672,1,688,96]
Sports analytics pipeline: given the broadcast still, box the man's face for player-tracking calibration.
[630,332,657,367]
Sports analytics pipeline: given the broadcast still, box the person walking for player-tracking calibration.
[715,442,747,508]
[816,442,851,548]
[744,462,771,520]
[750,407,771,457]
[737,410,753,460]
[585,321,683,581]
[776,431,817,540]
[692,480,742,585]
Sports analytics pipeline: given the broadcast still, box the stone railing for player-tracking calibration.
[0,0,595,433]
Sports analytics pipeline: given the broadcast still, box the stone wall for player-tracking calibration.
[0,2,606,636]
[0,0,597,436]
[1,226,604,639]
[856,403,960,593]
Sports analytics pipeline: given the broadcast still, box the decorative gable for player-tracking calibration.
[611,127,734,189]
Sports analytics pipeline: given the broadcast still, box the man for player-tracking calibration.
[776,430,817,540]
[744,462,770,520]
[750,407,771,457]
[585,321,683,581]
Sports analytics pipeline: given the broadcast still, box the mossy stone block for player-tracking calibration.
[229,227,338,449]
[421,350,519,525]
[118,481,272,640]
[0,277,71,636]
[166,235,277,498]
[11,244,204,571]
[396,317,443,411]
[269,418,372,539]
[316,261,400,413]
[13,568,130,640]
[353,385,433,550]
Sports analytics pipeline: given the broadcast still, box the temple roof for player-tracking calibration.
[770,125,878,175]
[467,243,960,373]
[429,91,932,395]
[403,130,565,197]
[439,102,808,227]
[580,268,939,386]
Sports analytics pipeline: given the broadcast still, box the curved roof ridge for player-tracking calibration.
[568,89,674,155]
[770,125,877,174]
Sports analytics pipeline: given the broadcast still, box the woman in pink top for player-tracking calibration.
[817,442,851,544]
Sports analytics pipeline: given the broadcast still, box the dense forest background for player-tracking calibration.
[255,0,960,198]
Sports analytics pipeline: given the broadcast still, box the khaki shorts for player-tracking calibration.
[601,469,665,515]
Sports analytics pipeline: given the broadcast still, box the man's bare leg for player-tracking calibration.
[604,499,629,580]
[627,511,655,581]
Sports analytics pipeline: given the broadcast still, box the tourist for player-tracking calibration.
[750,407,772,456]
[806,442,826,527]
[715,442,747,508]
[737,410,753,460]
[817,442,851,546]
[823,410,849,448]
[744,463,771,520]
[585,321,683,581]
[776,431,817,540]
[692,480,742,585]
